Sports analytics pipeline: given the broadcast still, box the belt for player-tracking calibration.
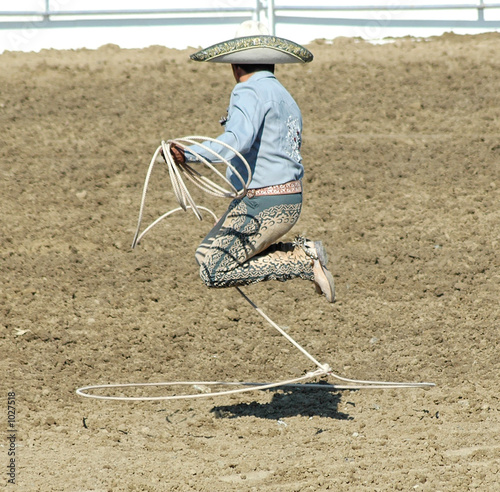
[246,180,302,199]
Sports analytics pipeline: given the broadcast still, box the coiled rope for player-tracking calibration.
[76,137,434,401]
[132,137,251,248]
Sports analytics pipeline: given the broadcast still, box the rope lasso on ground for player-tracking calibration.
[76,137,434,401]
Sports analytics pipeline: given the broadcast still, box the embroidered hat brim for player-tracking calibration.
[190,35,313,64]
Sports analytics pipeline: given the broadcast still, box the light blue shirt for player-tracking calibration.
[185,71,304,191]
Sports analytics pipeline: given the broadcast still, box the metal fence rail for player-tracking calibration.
[0,4,260,30]
[273,2,500,32]
[1,1,500,34]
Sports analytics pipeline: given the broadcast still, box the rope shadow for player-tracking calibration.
[210,385,353,420]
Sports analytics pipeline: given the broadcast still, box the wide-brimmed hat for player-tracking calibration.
[190,20,313,64]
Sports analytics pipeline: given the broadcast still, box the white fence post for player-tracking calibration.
[478,0,485,21]
[43,0,50,23]
[268,0,275,35]
[253,0,259,22]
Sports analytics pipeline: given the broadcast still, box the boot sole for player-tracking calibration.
[313,241,335,302]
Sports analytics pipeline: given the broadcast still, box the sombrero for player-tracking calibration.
[190,20,313,64]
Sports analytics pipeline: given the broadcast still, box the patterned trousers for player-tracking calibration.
[195,193,314,288]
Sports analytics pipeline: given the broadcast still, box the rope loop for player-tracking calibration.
[132,136,251,248]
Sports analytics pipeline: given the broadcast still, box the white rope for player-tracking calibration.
[235,287,327,371]
[77,137,435,402]
[132,136,251,248]
[234,286,434,389]
[76,369,433,401]
[76,370,327,401]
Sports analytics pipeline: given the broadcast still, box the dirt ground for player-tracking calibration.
[1,32,499,491]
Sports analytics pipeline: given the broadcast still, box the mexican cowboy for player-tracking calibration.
[169,21,335,302]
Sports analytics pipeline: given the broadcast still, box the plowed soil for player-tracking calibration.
[1,33,499,491]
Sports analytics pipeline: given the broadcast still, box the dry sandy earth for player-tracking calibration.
[1,33,499,491]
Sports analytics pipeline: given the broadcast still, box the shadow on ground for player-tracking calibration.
[211,386,353,420]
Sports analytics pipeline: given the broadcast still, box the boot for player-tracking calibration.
[297,238,336,303]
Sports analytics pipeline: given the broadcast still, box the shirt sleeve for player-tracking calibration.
[185,83,263,163]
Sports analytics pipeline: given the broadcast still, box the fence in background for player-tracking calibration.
[1,1,500,34]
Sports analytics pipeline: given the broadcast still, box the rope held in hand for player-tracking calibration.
[132,137,251,248]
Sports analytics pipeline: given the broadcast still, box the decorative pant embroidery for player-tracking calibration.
[196,195,313,288]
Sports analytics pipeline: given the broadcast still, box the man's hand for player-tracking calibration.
[169,143,185,165]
